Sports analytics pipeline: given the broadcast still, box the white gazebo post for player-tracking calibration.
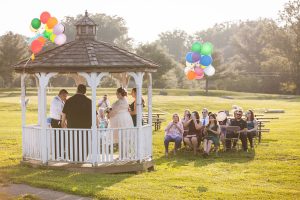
[147,73,152,125]
[79,72,108,166]
[147,73,153,157]
[36,72,57,164]
[129,72,144,160]
[21,73,27,158]
[34,76,42,125]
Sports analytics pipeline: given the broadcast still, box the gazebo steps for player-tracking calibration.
[20,159,154,174]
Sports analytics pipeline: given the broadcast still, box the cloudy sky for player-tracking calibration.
[0,0,289,44]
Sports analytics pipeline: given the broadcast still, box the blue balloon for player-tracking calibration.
[27,33,43,45]
[185,52,193,63]
[200,55,213,66]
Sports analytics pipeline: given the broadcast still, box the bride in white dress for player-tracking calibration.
[108,87,134,143]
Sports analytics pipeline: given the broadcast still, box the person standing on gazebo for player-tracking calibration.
[108,87,133,143]
[129,88,145,126]
[61,84,95,128]
[50,89,68,128]
[50,89,68,159]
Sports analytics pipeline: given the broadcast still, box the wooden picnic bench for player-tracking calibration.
[256,117,279,143]
[143,113,166,131]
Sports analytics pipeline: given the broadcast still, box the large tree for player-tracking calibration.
[278,0,300,94]
[135,43,177,88]
[157,29,188,61]
[62,13,133,50]
[0,32,28,87]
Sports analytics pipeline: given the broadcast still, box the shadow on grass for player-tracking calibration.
[197,186,208,193]
[154,148,256,168]
[0,164,134,198]
[260,139,278,143]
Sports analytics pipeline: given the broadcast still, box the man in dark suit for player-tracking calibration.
[61,84,92,128]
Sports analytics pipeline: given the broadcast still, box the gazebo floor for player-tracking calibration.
[20,159,154,174]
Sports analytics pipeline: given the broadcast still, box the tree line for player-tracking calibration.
[0,0,299,94]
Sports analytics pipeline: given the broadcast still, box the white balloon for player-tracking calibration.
[54,33,67,45]
[204,65,215,76]
[217,111,227,121]
[186,61,193,68]
[184,67,190,75]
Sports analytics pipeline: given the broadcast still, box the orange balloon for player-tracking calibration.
[37,36,46,45]
[187,71,197,80]
[47,17,58,29]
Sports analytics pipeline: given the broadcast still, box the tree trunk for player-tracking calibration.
[205,78,208,96]
[296,78,300,95]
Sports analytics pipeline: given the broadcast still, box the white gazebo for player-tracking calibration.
[14,11,159,173]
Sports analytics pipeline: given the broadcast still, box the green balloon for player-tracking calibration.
[201,42,213,55]
[43,30,52,39]
[31,18,41,30]
[191,42,202,53]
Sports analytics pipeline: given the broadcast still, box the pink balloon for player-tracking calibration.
[53,23,65,35]
[195,74,204,80]
[54,33,66,45]
[194,67,204,76]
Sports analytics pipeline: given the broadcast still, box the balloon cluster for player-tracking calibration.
[184,41,216,80]
[29,11,67,57]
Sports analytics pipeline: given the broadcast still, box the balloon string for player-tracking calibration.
[22,55,32,74]
[24,56,31,67]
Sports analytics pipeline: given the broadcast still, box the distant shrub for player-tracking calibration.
[159,90,168,95]
[188,91,200,96]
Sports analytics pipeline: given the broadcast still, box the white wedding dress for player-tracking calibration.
[109,98,134,143]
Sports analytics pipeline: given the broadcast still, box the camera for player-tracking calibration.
[105,107,112,113]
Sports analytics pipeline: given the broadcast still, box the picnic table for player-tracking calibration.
[143,113,166,131]
[256,117,279,120]
[256,117,279,143]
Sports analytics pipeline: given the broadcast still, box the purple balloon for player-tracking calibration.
[53,23,65,35]
[192,52,201,62]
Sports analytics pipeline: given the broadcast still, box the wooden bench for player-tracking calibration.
[257,119,274,143]
[143,113,166,131]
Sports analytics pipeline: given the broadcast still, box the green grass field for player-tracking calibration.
[0,88,299,199]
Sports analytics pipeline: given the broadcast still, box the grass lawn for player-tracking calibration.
[0,88,299,199]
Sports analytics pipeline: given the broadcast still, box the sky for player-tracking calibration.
[0,0,289,44]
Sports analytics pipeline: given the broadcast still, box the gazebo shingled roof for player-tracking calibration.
[74,10,97,26]
[14,11,159,74]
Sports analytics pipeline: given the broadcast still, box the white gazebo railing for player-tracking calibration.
[16,11,158,172]
[23,124,152,164]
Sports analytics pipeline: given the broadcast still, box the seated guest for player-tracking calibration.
[245,110,258,149]
[203,114,220,157]
[183,111,202,155]
[200,108,209,126]
[97,94,110,111]
[98,108,109,128]
[181,110,191,136]
[226,109,248,151]
[181,110,191,147]
[164,113,184,157]
[218,111,230,150]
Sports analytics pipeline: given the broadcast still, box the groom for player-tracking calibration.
[61,84,93,128]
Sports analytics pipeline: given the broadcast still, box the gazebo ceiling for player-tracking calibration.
[14,11,159,74]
